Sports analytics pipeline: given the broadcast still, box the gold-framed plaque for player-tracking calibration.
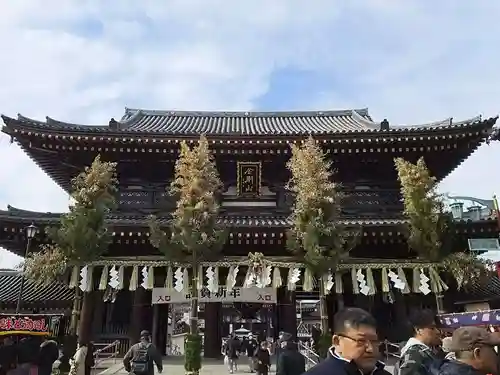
[237,162,262,196]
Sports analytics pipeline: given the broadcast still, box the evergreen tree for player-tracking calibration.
[149,136,225,375]
[286,137,353,334]
[395,157,491,291]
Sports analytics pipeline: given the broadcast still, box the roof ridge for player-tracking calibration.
[123,107,371,118]
[395,115,482,129]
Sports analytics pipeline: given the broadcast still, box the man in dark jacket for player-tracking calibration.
[0,337,16,375]
[276,341,305,375]
[123,330,162,375]
[304,307,390,375]
[397,309,442,375]
[37,338,60,375]
[436,326,500,375]
[244,334,259,373]
[276,332,292,360]
[225,334,240,374]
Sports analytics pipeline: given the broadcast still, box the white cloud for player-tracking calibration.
[1,0,500,267]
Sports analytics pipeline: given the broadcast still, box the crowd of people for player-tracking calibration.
[4,307,497,375]
[220,331,305,375]
[0,336,97,375]
[0,336,60,375]
[304,307,500,375]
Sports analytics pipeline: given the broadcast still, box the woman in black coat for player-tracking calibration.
[255,341,271,375]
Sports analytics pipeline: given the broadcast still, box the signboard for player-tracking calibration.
[237,162,261,196]
[468,238,500,252]
[152,287,276,305]
[437,309,500,328]
[0,314,63,336]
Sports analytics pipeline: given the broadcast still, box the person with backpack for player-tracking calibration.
[123,330,162,375]
[397,309,442,375]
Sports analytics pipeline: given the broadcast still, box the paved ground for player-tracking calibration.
[98,357,395,375]
[100,357,276,375]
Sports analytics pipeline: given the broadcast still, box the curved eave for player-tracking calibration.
[2,113,497,139]
[0,209,408,228]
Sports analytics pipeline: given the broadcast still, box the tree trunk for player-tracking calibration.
[318,279,329,334]
[190,265,199,335]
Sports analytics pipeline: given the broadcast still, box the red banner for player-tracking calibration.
[0,314,62,336]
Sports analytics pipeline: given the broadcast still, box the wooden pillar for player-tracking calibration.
[152,304,160,348]
[129,288,148,344]
[69,288,82,335]
[336,294,345,311]
[278,288,297,340]
[392,292,410,341]
[91,291,105,339]
[435,294,445,314]
[326,293,336,333]
[78,292,95,343]
[204,302,222,358]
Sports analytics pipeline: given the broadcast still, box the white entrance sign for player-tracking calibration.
[152,286,276,304]
[468,238,500,252]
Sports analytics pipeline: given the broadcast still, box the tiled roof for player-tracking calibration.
[0,206,406,227]
[454,276,500,304]
[2,108,494,136]
[0,270,74,305]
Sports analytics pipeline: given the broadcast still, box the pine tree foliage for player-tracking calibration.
[286,137,352,274]
[24,155,117,284]
[395,156,491,287]
[149,136,226,339]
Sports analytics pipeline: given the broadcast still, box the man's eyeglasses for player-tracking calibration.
[338,334,381,348]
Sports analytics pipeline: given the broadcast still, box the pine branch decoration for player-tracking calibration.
[394,157,443,261]
[148,136,227,262]
[286,137,352,275]
[395,156,492,287]
[23,155,117,284]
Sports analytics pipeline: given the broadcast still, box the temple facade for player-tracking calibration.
[0,108,499,355]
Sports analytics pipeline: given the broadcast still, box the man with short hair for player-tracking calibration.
[397,309,442,375]
[304,307,390,375]
[37,337,60,375]
[123,330,162,375]
[437,326,500,375]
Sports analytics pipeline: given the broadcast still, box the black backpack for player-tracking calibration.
[395,347,441,375]
[131,343,152,375]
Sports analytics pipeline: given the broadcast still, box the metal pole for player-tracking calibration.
[15,237,32,314]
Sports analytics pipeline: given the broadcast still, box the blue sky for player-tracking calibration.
[1,0,500,268]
